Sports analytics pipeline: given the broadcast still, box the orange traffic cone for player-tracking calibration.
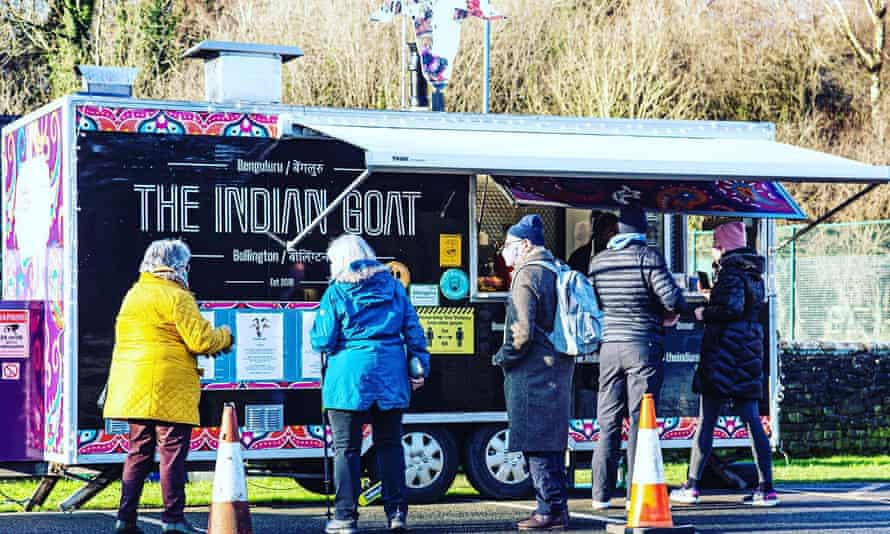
[606,394,695,534]
[208,403,253,534]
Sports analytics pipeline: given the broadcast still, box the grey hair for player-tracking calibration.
[139,239,191,286]
[327,234,377,282]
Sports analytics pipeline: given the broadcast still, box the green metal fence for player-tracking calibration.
[691,220,890,343]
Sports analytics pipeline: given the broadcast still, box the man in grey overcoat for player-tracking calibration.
[493,214,575,531]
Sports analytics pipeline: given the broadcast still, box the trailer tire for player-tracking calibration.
[399,426,459,504]
[463,425,533,500]
[294,477,335,496]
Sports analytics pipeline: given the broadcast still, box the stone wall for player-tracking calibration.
[779,343,890,457]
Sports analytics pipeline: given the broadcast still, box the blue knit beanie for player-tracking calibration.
[507,214,546,246]
[618,206,648,235]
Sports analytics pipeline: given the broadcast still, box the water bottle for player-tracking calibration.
[408,356,425,379]
[358,480,383,506]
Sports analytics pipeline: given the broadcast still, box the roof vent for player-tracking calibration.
[75,65,139,97]
[182,40,303,104]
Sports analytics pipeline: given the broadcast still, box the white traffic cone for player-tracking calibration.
[208,403,253,534]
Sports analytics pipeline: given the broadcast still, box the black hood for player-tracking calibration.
[719,247,765,275]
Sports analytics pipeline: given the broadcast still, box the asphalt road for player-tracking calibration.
[1,483,888,534]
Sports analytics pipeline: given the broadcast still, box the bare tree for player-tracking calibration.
[824,0,887,122]
[1,0,96,99]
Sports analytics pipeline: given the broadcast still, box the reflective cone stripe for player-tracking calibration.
[626,393,675,529]
[208,404,253,534]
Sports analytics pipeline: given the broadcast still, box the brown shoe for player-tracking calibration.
[516,512,568,531]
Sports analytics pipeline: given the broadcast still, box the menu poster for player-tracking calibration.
[301,311,322,379]
[235,312,285,381]
[197,311,216,380]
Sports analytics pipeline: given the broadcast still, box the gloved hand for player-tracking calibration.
[410,377,425,391]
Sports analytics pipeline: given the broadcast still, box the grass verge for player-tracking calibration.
[0,455,887,513]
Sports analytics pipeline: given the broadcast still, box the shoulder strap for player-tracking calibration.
[524,260,558,273]
[511,260,558,289]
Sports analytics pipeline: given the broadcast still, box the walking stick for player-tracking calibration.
[320,351,332,521]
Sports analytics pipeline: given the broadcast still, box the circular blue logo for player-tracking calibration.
[440,269,469,301]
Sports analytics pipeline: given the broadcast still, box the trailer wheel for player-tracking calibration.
[294,477,335,495]
[401,426,459,504]
[463,425,533,499]
[292,460,335,495]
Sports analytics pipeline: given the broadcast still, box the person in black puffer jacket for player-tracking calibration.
[589,207,692,509]
[670,222,778,508]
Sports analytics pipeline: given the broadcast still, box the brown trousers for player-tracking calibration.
[117,419,191,524]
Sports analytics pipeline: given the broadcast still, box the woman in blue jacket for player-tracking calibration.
[311,234,430,534]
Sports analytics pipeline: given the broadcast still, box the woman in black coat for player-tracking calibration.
[670,222,778,507]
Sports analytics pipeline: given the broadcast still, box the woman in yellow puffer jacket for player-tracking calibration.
[104,239,232,534]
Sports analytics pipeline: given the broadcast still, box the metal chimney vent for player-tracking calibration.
[182,40,303,104]
[75,65,139,97]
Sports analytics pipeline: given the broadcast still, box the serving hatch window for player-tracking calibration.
[474,177,672,293]
[475,177,563,292]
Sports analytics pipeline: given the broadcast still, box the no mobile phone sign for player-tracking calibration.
[2,362,20,380]
[0,311,29,358]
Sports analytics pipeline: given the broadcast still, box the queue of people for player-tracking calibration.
[495,208,777,530]
[105,208,774,534]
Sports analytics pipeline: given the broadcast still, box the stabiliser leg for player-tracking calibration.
[58,465,123,512]
[25,463,63,511]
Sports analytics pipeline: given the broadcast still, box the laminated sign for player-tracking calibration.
[0,311,29,358]
[417,307,474,355]
[439,234,462,267]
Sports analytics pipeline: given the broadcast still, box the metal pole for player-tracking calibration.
[401,15,407,110]
[790,236,797,342]
[285,170,371,249]
[321,352,332,520]
[483,19,491,113]
[774,183,880,252]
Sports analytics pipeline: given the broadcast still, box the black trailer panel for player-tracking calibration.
[75,131,490,429]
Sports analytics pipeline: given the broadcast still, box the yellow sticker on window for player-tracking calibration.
[417,307,474,355]
[439,234,462,267]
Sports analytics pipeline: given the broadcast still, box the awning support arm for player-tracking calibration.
[773,182,881,253]
[285,169,371,249]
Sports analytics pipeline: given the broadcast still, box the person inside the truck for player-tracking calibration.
[588,206,692,511]
[567,211,618,275]
[567,219,592,272]
[670,221,777,507]
[311,234,430,534]
[104,239,234,534]
[493,214,575,531]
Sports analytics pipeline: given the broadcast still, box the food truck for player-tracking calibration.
[2,42,887,509]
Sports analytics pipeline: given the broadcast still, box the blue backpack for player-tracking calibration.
[514,260,604,356]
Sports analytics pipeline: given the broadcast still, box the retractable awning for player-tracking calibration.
[278,111,888,220]
[289,120,888,184]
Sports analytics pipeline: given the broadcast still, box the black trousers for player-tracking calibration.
[592,341,664,502]
[525,451,568,516]
[327,406,406,520]
[688,395,773,488]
